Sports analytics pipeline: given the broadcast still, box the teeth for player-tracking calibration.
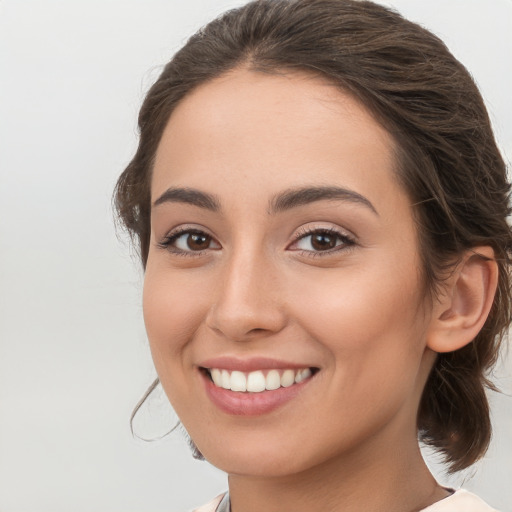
[230,371,247,392]
[247,371,266,392]
[211,368,222,387]
[266,370,281,390]
[208,367,314,393]
[280,369,295,387]
[295,368,312,383]
[221,369,231,390]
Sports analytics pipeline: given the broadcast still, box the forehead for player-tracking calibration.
[151,68,405,217]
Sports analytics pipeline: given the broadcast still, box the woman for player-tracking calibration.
[114,0,511,510]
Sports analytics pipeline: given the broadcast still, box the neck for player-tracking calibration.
[227,434,448,512]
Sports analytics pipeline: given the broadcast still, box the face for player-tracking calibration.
[144,69,436,477]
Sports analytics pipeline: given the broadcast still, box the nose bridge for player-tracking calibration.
[207,240,285,340]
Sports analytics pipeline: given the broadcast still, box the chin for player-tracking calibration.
[209,453,307,478]
[194,434,307,477]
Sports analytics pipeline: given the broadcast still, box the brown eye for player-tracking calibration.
[187,232,211,250]
[161,229,221,254]
[310,232,337,251]
[291,228,355,254]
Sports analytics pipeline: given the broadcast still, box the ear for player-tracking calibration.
[426,246,498,353]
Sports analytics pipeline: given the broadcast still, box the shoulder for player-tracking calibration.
[420,489,499,512]
[191,493,226,512]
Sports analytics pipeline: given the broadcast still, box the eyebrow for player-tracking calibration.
[153,187,221,211]
[152,185,377,216]
[269,185,378,215]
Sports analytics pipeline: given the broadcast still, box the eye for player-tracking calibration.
[158,228,221,255]
[289,227,355,254]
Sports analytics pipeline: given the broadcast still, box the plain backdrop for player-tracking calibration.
[0,1,511,511]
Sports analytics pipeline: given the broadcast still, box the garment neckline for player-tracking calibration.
[215,489,464,512]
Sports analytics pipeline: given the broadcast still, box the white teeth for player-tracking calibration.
[246,371,266,392]
[209,367,314,392]
[295,368,312,383]
[280,369,295,387]
[265,370,281,390]
[211,368,222,386]
[230,371,247,392]
[221,369,231,390]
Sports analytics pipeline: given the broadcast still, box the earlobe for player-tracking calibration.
[426,246,498,353]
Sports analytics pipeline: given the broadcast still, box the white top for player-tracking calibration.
[192,489,499,512]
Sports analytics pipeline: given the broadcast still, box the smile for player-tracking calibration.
[206,367,313,393]
[199,361,319,415]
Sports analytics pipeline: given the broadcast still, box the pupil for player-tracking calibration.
[188,233,209,250]
[312,233,335,250]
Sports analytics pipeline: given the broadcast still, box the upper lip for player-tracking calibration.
[198,356,317,372]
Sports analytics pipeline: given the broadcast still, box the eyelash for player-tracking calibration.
[157,227,216,257]
[157,226,356,258]
[290,226,356,257]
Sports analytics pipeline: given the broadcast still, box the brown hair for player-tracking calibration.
[114,0,512,472]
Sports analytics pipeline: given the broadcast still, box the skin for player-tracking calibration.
[144,68,466,511]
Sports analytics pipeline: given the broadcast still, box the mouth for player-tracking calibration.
[198,357,320,415]
[201,367,318,393]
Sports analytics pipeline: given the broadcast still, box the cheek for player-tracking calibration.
[142,264,208,364]
[289,260,426,376]
[142,265,214,418]
[288,269,428,442]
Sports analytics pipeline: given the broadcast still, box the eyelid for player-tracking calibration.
[288,224,356,255]
[156,223,356,257]
[157,225,221,255]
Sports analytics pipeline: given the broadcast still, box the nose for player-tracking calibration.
[205,248,287,341]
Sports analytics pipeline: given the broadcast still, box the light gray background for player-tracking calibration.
[0,1,511,511]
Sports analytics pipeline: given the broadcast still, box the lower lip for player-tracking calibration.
[201,372,313,416]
